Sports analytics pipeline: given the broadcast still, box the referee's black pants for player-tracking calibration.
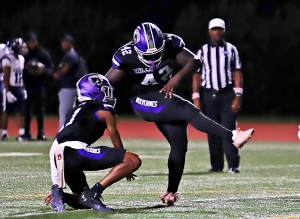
[201,87,239,170]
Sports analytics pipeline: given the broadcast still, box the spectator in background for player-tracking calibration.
[2,38,27,141]
[0,43,9,137]
[192,18,243,173]
[53,35,81,130]
[23,32,53,141]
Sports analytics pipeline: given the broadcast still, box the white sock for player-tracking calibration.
[19,128,25,136]
[2,130,7,135]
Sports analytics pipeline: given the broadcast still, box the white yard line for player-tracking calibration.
[192,193,300,202]
[265,214,300,219]
[11,211,57,218]
[0,152,43,157]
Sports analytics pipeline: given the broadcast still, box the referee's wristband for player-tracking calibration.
[234,87,243,97]
[192,92,200,100]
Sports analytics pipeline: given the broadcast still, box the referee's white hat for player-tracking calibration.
[209,18,225,29]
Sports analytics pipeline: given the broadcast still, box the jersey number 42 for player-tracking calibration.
[141,65,172,85]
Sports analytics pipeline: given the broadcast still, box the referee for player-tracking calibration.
[192,18,243,173]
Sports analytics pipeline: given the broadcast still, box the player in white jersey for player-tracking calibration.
[1,38,27,141]
[0,43,9,138]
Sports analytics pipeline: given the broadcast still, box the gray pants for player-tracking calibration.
[58,88,77,130]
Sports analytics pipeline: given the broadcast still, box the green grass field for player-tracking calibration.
[1,139,300,219]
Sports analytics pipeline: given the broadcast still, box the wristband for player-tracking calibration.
[234,87,243,97]
[192,92,200,99]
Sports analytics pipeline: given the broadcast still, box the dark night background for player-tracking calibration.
[0,0,299,116]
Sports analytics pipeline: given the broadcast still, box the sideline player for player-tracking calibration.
[2,38,27,141]
[44,73,141,212]
[0,43,9,136]
[105,22,254,206]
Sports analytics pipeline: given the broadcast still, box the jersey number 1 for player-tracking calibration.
[65,107,82,127]
[14,69,22,85]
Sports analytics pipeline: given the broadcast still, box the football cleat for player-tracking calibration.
[228,167,240,174]
[79,188,112,211]
[232,128,254,149]
[51,184,65,212]
[37,134,47,141]
[160,191,178,207]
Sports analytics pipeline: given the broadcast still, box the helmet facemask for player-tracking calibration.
[135,46,165,69]
[133,22,165,69]
[99,86,116,109]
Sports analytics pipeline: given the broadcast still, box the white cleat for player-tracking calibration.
[232,128,254,149]
[160,191,178,207]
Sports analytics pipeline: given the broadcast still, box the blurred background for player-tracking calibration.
[0,0,299,117]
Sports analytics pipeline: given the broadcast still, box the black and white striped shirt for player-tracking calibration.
[197,41,241,90]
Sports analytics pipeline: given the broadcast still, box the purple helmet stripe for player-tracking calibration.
[143,23,155,49]
[141,23,150,50]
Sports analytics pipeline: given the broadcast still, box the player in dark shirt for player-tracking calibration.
[106,22,254,206]
[23,32,53,140]
[45,73,141,212]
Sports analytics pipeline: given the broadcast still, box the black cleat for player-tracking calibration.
[37,134,47,141]
[209,168,223,173]
[229,167,240,173]
[79,188,112,211]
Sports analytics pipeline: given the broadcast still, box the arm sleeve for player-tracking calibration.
[2,57,11,67]
[195,48,203,74]
[168,34,185,56]
[232,46,242,71]
[112,51,126,70]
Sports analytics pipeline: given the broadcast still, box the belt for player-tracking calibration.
[202,85,233,94]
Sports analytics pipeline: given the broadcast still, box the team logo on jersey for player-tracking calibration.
[133,29,140,44]
[133,67,153,74]
[224,51,228,57]
[57,154,62,160]
[135,97,158,107]
[85,147,101,154]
